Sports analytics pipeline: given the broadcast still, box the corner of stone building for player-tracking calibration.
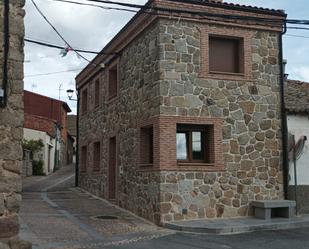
[0,0,31,248]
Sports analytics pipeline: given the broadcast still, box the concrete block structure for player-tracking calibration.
[76,0,287,224]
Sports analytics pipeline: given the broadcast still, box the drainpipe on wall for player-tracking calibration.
[279,23,289,199]
[75,91,80,187]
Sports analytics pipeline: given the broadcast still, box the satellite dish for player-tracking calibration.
[288,133,307,161]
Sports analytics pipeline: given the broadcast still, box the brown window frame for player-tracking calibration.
[81,89,88,114]
[94,78,100,108]
[93,141,100,171]
[81,145,87,172]
[177,124,214,164]
[108,62,118,100]
[209,35,244,75]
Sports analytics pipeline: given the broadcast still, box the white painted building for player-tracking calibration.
[24,128,56,175]
[285,80,309,213]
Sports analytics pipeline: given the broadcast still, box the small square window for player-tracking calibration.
[93,142,100,171]
[81,89,88,114]
[81,145,87,172]
[177,124,214,163]
[140,126,154,165]
[94,79,100,107]
[108,64,118,100]
[209,36,244,74]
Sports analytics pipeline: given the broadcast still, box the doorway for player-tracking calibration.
[108,137,116,200]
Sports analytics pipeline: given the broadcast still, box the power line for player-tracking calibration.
[24,68,83,78]
[285,34,309,39]
[25,38,103,54]
[287,26,309,31]
[30,0,93,63]
[53,0,285,26]
[53,0,309,28]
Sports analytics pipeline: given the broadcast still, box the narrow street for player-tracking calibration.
[20,165,171,249]
[20,165,309,249]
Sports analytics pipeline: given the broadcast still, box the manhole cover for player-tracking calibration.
[93,215,119,220]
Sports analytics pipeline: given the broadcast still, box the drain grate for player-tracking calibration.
[93,215,119,220]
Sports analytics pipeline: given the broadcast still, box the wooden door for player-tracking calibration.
[108,137,116,200]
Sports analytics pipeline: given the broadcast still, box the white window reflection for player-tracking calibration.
[177,133,187,160]
[192,132,201,152]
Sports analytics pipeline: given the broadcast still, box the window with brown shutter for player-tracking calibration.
[81,89,88,114]
[81,145,87,172]
[93,142,100,171]
[140,126,154,165]
[176,124,214,164]
[209,36,244,74]
[94,79,100,107]
[108,64,118,100]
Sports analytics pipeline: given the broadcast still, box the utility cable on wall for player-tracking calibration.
[0,0,10,108]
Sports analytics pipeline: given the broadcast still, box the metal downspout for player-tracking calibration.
[279,22,289,199]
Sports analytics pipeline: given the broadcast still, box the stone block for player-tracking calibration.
[0,215,19,239]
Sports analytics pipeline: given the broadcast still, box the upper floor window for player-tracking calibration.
[94,79,100,107]
[209,36,244,74]
[177,124,214,164]
[108,63,118,100]
[81,89,88,114]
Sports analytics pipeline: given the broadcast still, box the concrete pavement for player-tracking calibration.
[20,165,171,249]
[20,165,309,249]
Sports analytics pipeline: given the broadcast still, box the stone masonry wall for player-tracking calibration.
[79,21,162,224]
[158,19,284,223]
[0,0,31,248]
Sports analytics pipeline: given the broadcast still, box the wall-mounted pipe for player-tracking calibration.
[0,0,10,108]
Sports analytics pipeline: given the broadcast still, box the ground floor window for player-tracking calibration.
[177,124,214,164]
[140,125,154,165]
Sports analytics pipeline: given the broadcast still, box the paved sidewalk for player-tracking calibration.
[20,165,172,249]
[164,215,309,234]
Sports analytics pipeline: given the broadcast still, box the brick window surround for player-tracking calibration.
[139,116,224,172]
[93,141,100,171]
[199,25,253,81]
[81,145,87,172]
[94,78,100,107]
[81,88,88,114]
[108,60,119,100]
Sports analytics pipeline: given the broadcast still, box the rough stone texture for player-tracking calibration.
[79,21,162,224]
[157,20,283,223]
[0,1,31,248]
[78,17,284,224]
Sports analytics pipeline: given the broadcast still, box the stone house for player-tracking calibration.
[24,90,71,170]
[285,80,309,213]
[76,0,287,224]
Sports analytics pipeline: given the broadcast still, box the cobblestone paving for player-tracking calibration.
[20,165,172,249]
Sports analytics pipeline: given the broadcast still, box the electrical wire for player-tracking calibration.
[25,38,105,54]
[30,0,94,63]
[25,68,83,78]
[53,0,285,26]
[285,34,309,39]
[0,0,9,108]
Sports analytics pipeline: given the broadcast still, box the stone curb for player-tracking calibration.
[163,217,309,235]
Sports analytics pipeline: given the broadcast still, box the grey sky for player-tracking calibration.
[24,0,309,114]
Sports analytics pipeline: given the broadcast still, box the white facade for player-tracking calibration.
[287,114,309,185]
[24,128,56,175]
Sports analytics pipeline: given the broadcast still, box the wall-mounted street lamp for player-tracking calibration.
[66,89,78,101]
[66,88,79,187]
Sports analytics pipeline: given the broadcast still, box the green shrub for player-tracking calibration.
[32,160,44,176]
